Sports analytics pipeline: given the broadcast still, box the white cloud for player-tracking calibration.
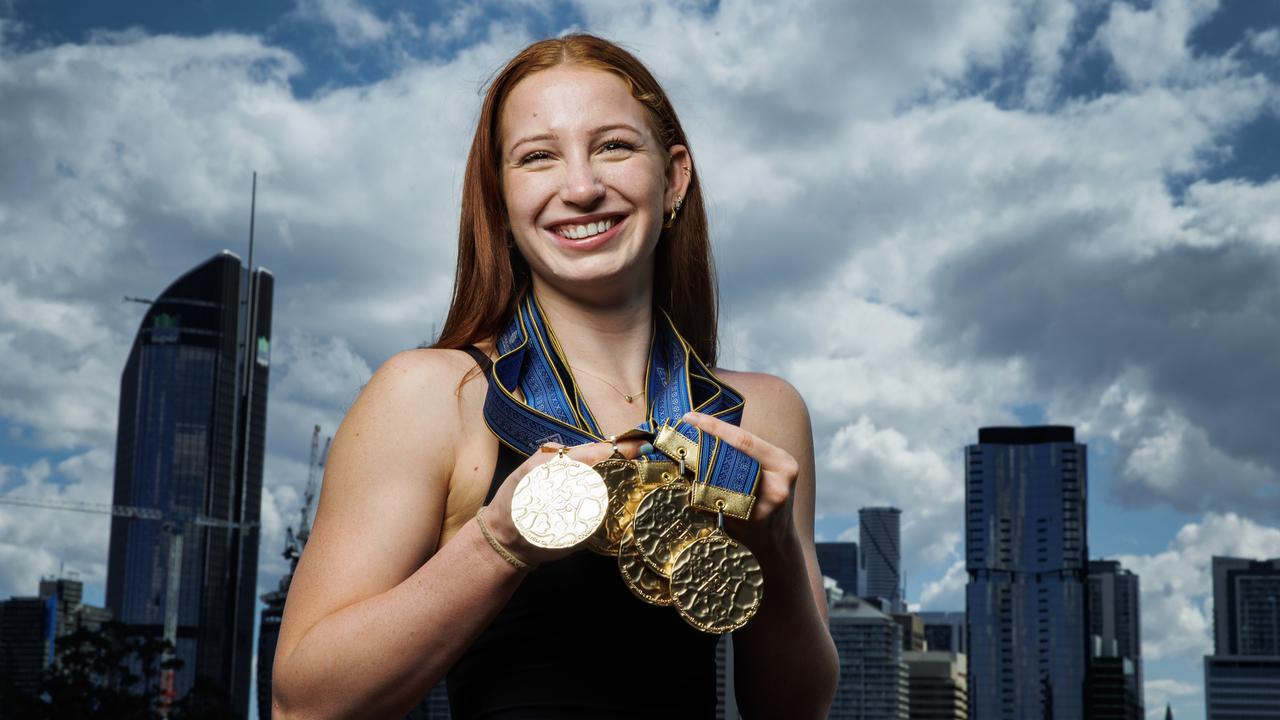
[917,559,966,611]
[1096,0,1221,87]
[1248,27,1280,57]
[294,0,392,47]
[1144,677,1198,719]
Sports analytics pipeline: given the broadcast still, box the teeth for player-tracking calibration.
[558,217,614,240]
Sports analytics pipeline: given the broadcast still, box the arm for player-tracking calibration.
[683,374,838,719]
[270,350,611,719]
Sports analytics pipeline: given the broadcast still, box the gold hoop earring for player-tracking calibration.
[664,197,683,229]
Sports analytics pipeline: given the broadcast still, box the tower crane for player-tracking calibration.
[0,494,257,714]
[283,425,330,565]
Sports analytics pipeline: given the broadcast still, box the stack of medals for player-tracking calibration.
[493,294,766,634]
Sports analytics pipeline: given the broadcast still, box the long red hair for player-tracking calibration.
[432,34,718,365]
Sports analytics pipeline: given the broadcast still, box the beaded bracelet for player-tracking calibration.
[475,506,533,570]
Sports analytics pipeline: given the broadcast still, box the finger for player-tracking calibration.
[681,411,799,480]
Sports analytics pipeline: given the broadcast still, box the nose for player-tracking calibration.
[559,154,605,208]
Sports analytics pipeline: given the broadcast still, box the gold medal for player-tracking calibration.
[617,529,674,606]
[586,457,645,555]
[510,448,608,549]
[631,480,716,576]
[669,530,763,634]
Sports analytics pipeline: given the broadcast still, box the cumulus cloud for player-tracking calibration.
[294,0,393,47]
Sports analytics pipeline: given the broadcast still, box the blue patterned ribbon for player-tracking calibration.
[482,293,760,499]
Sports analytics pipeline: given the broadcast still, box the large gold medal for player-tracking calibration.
[617,529,674,606]
[631,480,716,576]
[669,531,764,634]
[510,449,608,549]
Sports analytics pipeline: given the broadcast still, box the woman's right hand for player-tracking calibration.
[480,439,641,566]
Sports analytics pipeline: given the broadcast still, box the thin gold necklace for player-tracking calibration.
[569,364,644,404]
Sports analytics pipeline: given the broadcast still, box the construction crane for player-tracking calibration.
[284,425,330,565]
[0,494,256,714]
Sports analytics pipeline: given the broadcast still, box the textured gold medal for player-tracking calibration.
[670,531,763,634]
[510,449,608,549]
[586,457,645,555]
[617,529,674,606]
[631,480,716,576]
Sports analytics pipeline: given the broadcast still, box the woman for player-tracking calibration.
[272,34,838,719]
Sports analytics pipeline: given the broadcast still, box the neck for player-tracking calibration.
[530,276,653,393]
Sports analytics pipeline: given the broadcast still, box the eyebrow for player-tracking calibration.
[507,123,644,156]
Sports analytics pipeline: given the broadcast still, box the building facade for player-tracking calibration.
[829,596,910,720]
[861,507,903,612]
[904,651,968,720]
[106,251,273,716]
[920,611,967,655]
[817,541,862,598]
[1205,557,1280,719]
[965,426,1088,720]
[1087,560,1143,718]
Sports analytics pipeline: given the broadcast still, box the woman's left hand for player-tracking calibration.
[680,410,801,559]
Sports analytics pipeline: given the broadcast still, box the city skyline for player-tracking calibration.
[2,1,1279,717]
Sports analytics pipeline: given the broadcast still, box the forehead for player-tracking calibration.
[500,66,651,146]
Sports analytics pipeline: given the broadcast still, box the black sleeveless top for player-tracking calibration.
[445,347,719,719]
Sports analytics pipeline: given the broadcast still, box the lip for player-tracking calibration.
[545,213,628,251]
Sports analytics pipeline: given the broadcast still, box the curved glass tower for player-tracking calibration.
[106,251,272,716]
[965,426,1088,720]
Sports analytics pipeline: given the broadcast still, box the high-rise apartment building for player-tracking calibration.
[965,426,1088,720]
[1205,556,1280,719]
[920,611,967,655]
[861,507,903,612]
[817,541,862,598]
[106,251,273,716]
[1087,560,1143,718]
[829,596,910,719]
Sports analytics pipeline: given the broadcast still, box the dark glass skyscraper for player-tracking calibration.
[860,507,902,612]
[1087,559,1143,718]
[965,426,1087,720]
[106,251,273,716]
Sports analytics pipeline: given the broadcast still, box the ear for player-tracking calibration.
[664,145,692,209]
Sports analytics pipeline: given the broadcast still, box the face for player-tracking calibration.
[499,65,689,297]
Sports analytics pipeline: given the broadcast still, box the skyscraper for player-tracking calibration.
[1204,556,1280,719]
[965,426,1088,720]
[1087,560,1143,718]
[817,541,861,598]
[829,596,910,720]
[106,251,273,716]
[861,507,902,612]
[903,650,968,720]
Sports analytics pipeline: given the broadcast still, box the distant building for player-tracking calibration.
[861,508,903,613]
[106,251,273,716]
[817,541,862,598]
[0,596,56,700]
[1204,656,1280,719]
[965,426,1088,720]
[894,612,926,653]
[0,576,112,705]
[1087,560,1143,718]
[829,596,909,719]
[920,611,967,655]
[903,650,968,720]
[1205,556,1280,719]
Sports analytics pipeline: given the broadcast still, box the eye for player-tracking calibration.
[516,150,552,166]
[599,137,636,153]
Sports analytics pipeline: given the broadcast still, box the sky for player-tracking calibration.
[0,0,1277,717]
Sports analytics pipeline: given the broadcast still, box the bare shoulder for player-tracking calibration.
[715,369,812,440]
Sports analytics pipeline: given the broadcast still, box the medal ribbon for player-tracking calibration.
[482,293,761,504]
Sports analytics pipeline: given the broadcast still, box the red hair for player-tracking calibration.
[432,34,718,365]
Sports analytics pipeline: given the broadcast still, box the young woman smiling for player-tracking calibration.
[271,35,838,719]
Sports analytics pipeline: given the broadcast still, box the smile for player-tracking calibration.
[550,216,620,241]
